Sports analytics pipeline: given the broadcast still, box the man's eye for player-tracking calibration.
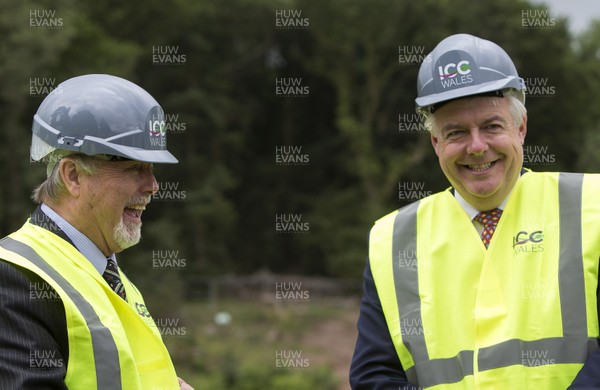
[446,130,464,139]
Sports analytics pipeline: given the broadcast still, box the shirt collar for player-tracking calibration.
[41,204,113,274]
[453,169,526,220]
[454,191,509,221]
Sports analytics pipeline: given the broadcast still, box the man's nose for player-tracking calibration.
[467,129,488,155]
[142,170,159,196]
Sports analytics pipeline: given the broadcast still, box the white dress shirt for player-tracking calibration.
[40,203,115,274]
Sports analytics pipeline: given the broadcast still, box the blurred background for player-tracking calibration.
[1,0,600,388]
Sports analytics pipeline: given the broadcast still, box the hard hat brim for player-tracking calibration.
[91,141,179,164]
[415,76,524,110]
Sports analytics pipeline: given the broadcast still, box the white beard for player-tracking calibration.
[113,217,142,250]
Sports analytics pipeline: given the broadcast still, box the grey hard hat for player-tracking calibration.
[31,74,178,163]
[415,34,525,113]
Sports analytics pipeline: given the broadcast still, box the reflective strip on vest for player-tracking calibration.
[392,173,593,388]
[0,237,122,389]
[558,173,587,337]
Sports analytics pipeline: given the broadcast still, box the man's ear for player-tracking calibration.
[431,131,440,157]
[58,158,81,197]
[518,115,528,145]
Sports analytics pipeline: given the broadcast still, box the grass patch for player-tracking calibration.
[162,298,347,389]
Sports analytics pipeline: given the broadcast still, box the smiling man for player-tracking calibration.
[350,34,600,389]
[431,96,527,212]
[0,74,193,389]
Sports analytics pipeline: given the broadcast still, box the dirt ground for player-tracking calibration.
[302,298,360,390]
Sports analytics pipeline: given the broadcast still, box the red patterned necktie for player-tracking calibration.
[474,208,503,249]
[103,258,127,301]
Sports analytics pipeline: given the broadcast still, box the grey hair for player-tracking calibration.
[421,89,527,133]
[31,152,100,204]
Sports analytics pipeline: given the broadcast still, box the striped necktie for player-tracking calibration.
[474,208,503,249]
[103,258,127,300]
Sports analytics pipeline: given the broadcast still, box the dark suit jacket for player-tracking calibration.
[0,207,71,389]
[350,257,600,389]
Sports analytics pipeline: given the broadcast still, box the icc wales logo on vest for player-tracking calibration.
[512,230,544,255]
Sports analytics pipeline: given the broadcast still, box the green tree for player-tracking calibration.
[576,20,600,171]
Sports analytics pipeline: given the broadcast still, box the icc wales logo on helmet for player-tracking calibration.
[438,61,473,88]
[436,51,475,89]
[147,107,167,147]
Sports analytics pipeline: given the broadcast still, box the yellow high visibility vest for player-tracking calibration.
[369,172,600,389]
[0,220,180,389]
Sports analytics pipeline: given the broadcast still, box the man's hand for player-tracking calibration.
[178,377,195,390]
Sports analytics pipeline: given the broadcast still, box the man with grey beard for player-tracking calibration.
[0,74,194,389]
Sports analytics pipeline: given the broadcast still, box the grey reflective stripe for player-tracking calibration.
[0,237,122,389]
[479,337,598,371]
[558,172,587,336]
[390,174,595,387]
[393,202,475,386]
[406,350,474,389]
[392,201,429,385]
